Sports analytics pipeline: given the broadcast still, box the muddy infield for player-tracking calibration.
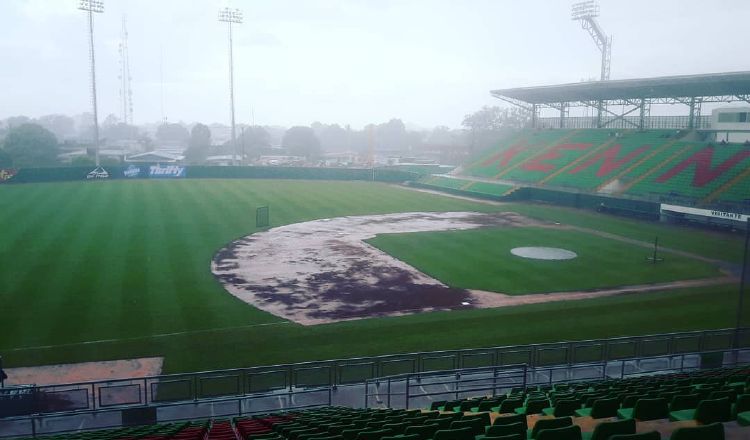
[211,211,732,326]
[212,212,542,325]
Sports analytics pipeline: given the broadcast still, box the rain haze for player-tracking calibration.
[1,0,749,128]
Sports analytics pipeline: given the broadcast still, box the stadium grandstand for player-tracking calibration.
[416,72,750,229]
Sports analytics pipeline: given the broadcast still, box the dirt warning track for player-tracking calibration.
[212,212,537,325]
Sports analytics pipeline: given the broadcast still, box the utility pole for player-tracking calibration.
[218,7,243,166]
[78,0,104,167]
[118,16,134,126]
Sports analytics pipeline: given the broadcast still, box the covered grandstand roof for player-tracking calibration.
[492,71,750,104]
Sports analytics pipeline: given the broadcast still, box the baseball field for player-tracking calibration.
[0,178,746,374]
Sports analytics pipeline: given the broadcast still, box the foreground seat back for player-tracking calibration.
[590,418,636,440]
[669,422,724,440]
[695,397,732,424]
[530,417,572,439]
[633,398,669,421]
[535,425,582,440]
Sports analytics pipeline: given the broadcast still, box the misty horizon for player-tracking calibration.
[1,0,749,130]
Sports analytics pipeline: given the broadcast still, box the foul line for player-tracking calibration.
[4,321,291,353]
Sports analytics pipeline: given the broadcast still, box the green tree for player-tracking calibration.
[282,126,321,160]
[0,148,12,168]
[238,126,271,159]
[156,123,189,144]
[2,123,59,167]
[184,123,212,164]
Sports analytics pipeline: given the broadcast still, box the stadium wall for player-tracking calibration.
[1,165,417,184]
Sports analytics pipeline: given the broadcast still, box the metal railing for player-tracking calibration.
[535,115,712,130]
[2,327,748,418]
[364,349,750,410]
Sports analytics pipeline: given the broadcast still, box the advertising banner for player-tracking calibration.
[123,165,143,178]
[86,167,109,179]
[149,165,186,178]
[661,203,748,222]
[0,168,18,183]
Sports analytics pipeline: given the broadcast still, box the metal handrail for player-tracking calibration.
[2,327,749,418]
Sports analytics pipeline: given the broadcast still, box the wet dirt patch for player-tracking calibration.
[212,211,540,325]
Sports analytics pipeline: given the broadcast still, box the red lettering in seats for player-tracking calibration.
[655,147,750,187]
[480,144,525,169]
[568,144,650,177]
[523,143,591,173]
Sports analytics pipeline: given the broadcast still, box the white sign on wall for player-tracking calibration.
[661,203,748,222]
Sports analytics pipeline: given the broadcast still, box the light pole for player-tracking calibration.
[79,0,104,167]
[218,7,243,166]
[571,0,612,128]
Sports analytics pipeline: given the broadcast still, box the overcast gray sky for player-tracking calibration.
[1,0,748,129]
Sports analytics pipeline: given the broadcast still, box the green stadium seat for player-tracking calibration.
[403,424,439,440]
[574,397,620,419]
[669,397,732,424]
[492,413,528,430]
[541,399,580,417]
[450,418,485,436]
[581,418,635,440]
[608,432,660,440]
[515,398,550,415]
[482,422,525,439]
[669,422,724,440]
[433,427,475,440]
[535,425,582,440]
[616,398,669,421]
[669,394,701,412]
[528,417,572,439]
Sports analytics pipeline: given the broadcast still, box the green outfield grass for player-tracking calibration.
[0,179,744,373]
[367,227,721,294]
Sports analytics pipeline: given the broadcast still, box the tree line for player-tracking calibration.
[0,106,530,168]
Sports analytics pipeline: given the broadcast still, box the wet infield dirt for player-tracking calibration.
[211,211,538,325]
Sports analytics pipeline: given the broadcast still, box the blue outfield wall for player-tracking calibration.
[1,165,418,184]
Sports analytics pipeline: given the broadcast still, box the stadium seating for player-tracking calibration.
[451,128,750,210]
[13,366,750,440]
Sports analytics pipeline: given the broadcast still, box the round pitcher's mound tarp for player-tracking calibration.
[511,247,578,260]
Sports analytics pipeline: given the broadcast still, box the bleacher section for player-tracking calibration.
[16,366,750,440]
[453,129,750,210]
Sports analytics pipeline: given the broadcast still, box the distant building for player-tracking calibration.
[125,150,183,163]
[712,107,750,143]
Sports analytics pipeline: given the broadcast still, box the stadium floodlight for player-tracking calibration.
[571,0,611,81]
[218,7,243,166]
[79,0,104,167]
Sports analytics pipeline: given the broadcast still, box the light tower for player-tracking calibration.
[118,16,134,126]
[78,0,104,167]
[571,0,612,81]
[218,7,243,166]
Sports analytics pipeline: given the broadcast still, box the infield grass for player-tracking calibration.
[0,179,743,373]
[367,227,721,294]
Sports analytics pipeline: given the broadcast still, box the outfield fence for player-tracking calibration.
[1,166,417,185]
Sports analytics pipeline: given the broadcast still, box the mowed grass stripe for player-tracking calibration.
[0,179,743,373]
[1,184,101,331]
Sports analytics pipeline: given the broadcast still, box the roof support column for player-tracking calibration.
[531,104,538,129]
[638,98,646,131]
[688,97,696,129]
[559,103,567,129]
[596,101,603,128]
